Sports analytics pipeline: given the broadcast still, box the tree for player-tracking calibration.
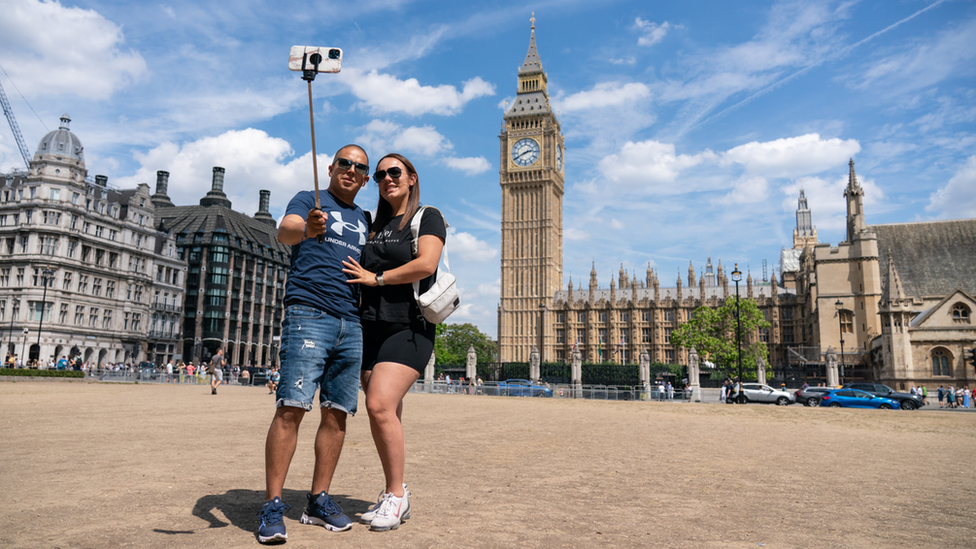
[434,323,497,365]
[670,297,771,381]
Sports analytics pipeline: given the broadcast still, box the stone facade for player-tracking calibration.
[0,115,184,366]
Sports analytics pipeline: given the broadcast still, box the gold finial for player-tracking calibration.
[531,12,536,29]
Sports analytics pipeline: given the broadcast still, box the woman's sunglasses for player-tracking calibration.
[335,157,369,176]
[372,166,404,183]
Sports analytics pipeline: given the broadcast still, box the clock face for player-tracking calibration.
[511,138,540,167]
[556,145,563,172]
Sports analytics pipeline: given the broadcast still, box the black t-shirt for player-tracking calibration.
[359,208,447,323]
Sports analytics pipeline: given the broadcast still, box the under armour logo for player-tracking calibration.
[330,211,368,245]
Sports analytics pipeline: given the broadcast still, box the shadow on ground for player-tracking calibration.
[151,489,372,536]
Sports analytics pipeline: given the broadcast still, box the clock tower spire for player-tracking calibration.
[498,15,565,363]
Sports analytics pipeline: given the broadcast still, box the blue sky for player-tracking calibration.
[2,0,975,339]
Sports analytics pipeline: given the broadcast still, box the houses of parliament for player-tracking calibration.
[498,21,976,389]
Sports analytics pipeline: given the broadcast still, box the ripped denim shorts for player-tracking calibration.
[276,305,362,415]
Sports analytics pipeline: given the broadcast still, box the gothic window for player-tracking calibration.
[556,312,565,323]
[598,311,607,322]
[839,310,854,334]
[642,328,651,343]
[576,329,585,343]
[598,329,607,344]
[664,310,675,322]
[74,306,84,325]
[664,328,673,343]
[620,329,629,344]
[951,303,970,323]
[931,349,950,377]
[665,349,675,363]
[556,329,564,344]
[642,310,652,321]
[781,307,794,320]
[619,311,629,322]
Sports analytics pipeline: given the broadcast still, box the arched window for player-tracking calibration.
[951,303,971,323]
[932,349,951,377]
[839,310,854,334]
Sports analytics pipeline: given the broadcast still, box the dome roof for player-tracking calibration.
[36,114,84,161]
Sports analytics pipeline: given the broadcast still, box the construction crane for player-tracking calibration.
[0,79,32,169]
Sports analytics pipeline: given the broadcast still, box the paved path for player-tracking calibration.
[1,381,974,548]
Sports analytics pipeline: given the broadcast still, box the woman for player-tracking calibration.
[342,153,446,532]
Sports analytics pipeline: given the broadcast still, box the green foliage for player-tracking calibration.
[434,323,497,365]
[671,296,771,381]
[0,368,84,378]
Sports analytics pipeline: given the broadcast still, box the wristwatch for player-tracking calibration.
[376,271,385,286]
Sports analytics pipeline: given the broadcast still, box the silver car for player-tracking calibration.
[728,383,796,405]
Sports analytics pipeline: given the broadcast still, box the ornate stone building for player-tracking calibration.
[497,17,566,362]
[779,160,975,389]
[0,115,183,366]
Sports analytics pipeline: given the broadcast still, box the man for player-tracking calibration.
[256,145,370,544]
[209,349,225,394]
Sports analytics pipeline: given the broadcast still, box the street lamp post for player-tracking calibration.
[6,297,18,365]
[36,268,54,365]
[731,264,743,404]
[21,328,28,367]
[835,299,845,385]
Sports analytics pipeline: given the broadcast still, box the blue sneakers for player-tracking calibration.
[299,491,352,532]
[256,497,290,544]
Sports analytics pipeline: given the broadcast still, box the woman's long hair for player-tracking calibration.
[370,153,421,238]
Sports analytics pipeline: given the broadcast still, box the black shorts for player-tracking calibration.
[362,319,435,375]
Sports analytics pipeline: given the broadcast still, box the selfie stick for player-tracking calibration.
[301,53,325,243]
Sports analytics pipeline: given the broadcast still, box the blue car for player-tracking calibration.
[497,379,553,397]
[819,389,901,409]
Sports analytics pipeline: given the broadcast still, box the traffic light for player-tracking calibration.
[968,348,976,367]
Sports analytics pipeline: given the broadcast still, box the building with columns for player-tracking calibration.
[0,115,183,367]
[151,170,289,367]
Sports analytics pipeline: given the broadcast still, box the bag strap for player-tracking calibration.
[410,205,451,297]
[410,206,451,271]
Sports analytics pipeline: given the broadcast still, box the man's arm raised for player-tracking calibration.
[278,209,328,246]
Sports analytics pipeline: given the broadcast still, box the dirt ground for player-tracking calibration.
[0,380,974,549]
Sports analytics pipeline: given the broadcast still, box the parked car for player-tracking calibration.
[728,383,795,405]
[497,379,553,397]
[820,389,901,409]
[843,383,923,410]
[794,386,833,407]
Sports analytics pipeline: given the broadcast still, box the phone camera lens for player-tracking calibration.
[328,49,341,60]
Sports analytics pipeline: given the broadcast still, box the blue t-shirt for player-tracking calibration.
[283,190,368,321]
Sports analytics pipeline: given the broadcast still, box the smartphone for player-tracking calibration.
[289,46,342,74]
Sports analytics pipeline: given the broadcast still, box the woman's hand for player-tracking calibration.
[342,256,377,286]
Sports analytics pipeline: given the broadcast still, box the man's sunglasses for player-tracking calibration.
[372,166,403,183]
[334,157,369,176]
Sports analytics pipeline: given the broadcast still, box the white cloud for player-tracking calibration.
[721,134,861,178]
[635,18,679,47]
[598,140,714,192]
[848,18,976,95]
[565,227,591,241]
[342,68,495,116]
[927,155,976,219]
[716,176,769,204]
[448,228,497,261]
[0,0,146,99]
[555,82,651,112]
[609,219,625,230]
[113,128,318,216]
[355,120,452,158]
[443,156,491,175]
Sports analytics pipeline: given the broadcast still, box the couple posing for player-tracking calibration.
[257,144,446,543]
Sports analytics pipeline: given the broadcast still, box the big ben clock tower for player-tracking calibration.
[498,15,565,363]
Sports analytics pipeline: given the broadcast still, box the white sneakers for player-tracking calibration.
[368,489,411,531]
[360,484,409,524]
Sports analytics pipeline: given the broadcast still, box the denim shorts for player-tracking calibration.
[276,305,363,415]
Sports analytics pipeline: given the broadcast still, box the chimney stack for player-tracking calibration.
[211,167,225,192]
[95,175,108,187]
[155,170,170,195]
[199,166,232,208]
[253,189,277,227]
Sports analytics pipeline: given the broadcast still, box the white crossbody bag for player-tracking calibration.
[410,206,461,324]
